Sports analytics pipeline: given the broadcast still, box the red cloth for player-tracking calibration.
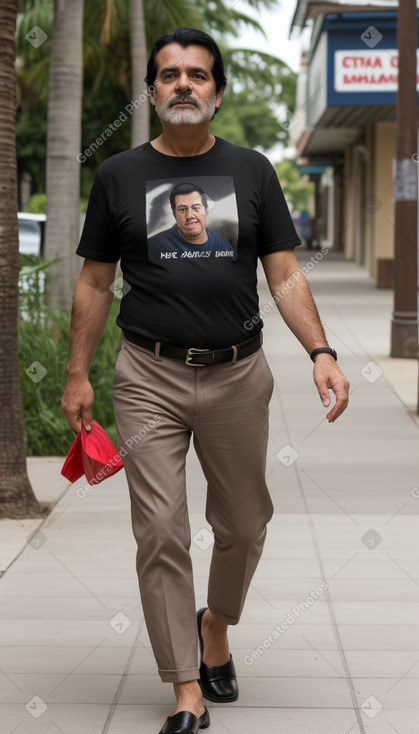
[61,420,123,485]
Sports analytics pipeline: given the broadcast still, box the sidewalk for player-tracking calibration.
[1,251,419,734]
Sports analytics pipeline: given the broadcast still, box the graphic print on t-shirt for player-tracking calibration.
[146,176,238,264]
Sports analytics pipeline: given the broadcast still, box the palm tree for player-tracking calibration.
[0,0,42,518]
[43,0,84,309]
[101,0,202,147]
[130,0,148,146]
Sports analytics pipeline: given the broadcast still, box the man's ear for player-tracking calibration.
[215,86,225,110]
[149,86,157,107]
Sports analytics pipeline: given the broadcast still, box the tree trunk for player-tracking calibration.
[44,0,83,309]
[130,0,149,147]
[0,0,43,519]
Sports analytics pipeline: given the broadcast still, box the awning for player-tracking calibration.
[291,0,399,32]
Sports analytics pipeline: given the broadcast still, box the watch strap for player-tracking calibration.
[310,347,337,362]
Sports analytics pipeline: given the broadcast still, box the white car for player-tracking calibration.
[18,212,46,256]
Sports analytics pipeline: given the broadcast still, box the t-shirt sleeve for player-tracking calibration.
[257,168,301,257]
[76,171,120,262]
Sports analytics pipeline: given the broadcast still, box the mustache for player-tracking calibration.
[169,94,199,108]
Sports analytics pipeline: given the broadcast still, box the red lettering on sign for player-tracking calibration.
[342,56,383,69]
[343,73,398,84]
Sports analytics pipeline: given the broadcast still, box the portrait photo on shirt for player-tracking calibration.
[146,176,238,264]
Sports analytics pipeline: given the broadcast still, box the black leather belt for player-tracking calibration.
[123,330,262,366]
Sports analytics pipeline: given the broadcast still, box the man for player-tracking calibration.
[62,27,349,734]
[148,182,234,262]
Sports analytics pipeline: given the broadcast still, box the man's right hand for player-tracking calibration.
[62,377,94,434]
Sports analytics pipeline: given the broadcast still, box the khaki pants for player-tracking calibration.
[113,336,274,683]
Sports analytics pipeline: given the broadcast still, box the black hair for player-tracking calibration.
[145,27,227,95]
[169,183,209,215]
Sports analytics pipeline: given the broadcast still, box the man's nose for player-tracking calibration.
[176,72,192,93]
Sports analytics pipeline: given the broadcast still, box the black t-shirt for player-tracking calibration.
[77,136,301,348]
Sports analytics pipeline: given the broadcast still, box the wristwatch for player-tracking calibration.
[310,347,338,362]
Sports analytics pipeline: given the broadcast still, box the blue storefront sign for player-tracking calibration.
[324,12,419,107]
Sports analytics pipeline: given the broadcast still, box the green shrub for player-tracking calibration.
[26,194,90,214]
[19,267,121,455]
[27,193,47,214]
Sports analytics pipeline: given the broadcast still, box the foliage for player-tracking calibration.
[16,0,297,197]
[25,193,88,214]
[18,257,121,455]
[27,192,47,213]
[274,158,315,215]
[212,86,286,150]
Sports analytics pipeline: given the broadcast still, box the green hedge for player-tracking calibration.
[19,258,121,455]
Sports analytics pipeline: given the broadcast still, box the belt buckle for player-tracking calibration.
[185,347,213,366]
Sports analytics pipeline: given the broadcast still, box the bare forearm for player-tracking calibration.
[261,249,349,422]
[62,260,117,432]
[275,274,327,353]
[262,251,328,353]
[67,279,114,377]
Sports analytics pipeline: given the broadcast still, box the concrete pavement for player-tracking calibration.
[1,250,419,734]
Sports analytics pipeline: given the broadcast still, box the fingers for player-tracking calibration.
[62,379,94,434]
[317,383,331,408]
[314,362,350,423]
[325,389,349,423]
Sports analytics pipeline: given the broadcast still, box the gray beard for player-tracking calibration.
[154,94,217,125]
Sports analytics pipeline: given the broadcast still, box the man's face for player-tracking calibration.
[173,192,209,244]
[150,43,224,125]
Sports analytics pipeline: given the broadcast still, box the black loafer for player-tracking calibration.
[197,607,238,703]
[159,707,210,734]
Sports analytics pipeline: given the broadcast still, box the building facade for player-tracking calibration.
[290,1,419,286]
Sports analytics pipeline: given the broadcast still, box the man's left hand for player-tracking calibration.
[313,355,350,423]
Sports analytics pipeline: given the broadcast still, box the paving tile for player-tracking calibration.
[0,620,144,648]
[353,677,419,710]
[339,624,419,650]
[326,578,419,602]
[344,650,419,679]
[357,709,419,734]
[207,707,360,734]
[331,601,419,625]
[0,645,132,675]
[1,703,110,734]
[0,596,141,621]
[0,671,123,704]
[236,599,331,624]
[244,578,332,601]
[234,647,346,679]
[323,557,416,580]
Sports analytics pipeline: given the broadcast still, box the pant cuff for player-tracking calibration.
[207,603,240,625]
[158,667,200,683]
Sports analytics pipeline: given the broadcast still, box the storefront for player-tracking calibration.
[290,1,419,284]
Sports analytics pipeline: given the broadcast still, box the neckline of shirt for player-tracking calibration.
[142,136,225,165]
